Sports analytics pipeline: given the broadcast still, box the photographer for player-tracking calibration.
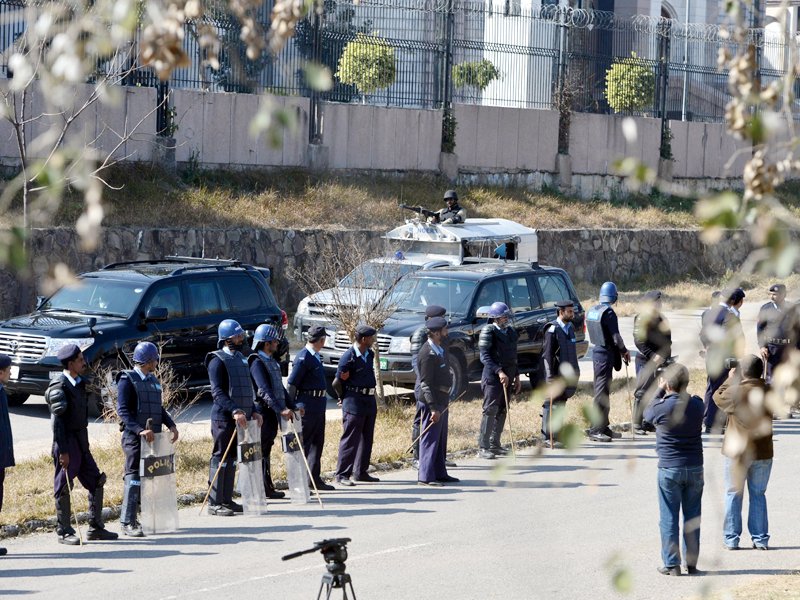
[713,355,773,551]
[643,363,704,576]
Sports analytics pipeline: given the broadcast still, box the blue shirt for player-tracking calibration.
[644,392,704,468]
[288,347,327,413]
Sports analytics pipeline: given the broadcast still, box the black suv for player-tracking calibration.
[0,257,287,410]
[318,262,588,396]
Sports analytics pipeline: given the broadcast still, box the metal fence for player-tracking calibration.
[0,0,797,124]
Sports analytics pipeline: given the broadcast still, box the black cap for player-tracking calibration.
[555,299,573,309]
[425,305,447,319]
[0,354,11,370]
[769,283,786,293]
[443,189,458,201]
[57,344,82,363]
[307,326,328,342]
[643,290,662,302]
[426,316,448,332]
[355,324,377,339]
[725,288,746,304]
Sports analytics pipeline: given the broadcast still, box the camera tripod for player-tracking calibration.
[282,537,357,600]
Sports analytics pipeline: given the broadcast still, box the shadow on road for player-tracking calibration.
[0,567,129,578]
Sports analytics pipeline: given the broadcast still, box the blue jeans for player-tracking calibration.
[657,465,704,568]
[723,457,772,549]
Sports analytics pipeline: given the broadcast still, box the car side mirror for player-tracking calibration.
[144,307,168,322]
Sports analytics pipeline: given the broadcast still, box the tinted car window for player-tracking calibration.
[504,276,534,313]
[223,274,264,313]
[187,279,230,316]
[389,276,478,317]
[146,284,184,318]
[474,279,505,310]
[42,278,145,317]
[536,273,572,306]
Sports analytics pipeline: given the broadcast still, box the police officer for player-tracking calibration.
[410,305,447,469]
[541,300,580,448]
[0,354,14,557]
[250,324,302,499]
[334,325,380,486]
[757,283,788,383]
[478,301,520,459]
[586,282,630,442]
[287,326,334,491]
[632,290,672,435]
[206,319,263,516]
[117,342,179,537]
[430,190,467,225]
[700,288,745,433]
[416,317,458,486]
[46,344,118,544]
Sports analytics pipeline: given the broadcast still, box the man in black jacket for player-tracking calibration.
[633,290,672,435]
[46,344,118,545]
[416,317,458,486]
[541,300,580,448]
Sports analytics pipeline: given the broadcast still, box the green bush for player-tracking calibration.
[336,33,396,96]
[452,59,501,91]
[604,52,655,113]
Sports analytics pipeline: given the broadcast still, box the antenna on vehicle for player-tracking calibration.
[201,225,206,259]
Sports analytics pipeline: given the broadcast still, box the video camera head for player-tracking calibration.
[282,538,352,576]
[654,355,678,377]
[724,358,738,370]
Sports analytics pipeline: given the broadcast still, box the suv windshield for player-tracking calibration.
[388,276,478,317]
[42,278,146,317]
[340,261,418,289]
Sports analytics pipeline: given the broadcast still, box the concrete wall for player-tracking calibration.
[0,226,760,320]
[321,102,442,171]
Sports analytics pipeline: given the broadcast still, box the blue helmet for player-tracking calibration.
[133,341,159,365]
[599,281,618,304]
[218,319,245,341]
[488,301,511,319]
[252,324,280,350]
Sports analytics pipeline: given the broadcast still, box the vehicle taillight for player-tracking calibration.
[280,309,288,330]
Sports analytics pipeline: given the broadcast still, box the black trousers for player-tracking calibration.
[0,467,5,513]
[633,358,659,428]
[301,410,326,484]
[703,372,728,431]
[261,409,279,485]
[335,411,376,479]
[121,431,141,478]
[53,430,102,498]
[591,347,614,433]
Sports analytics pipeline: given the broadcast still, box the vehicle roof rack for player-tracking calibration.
[101,256,242,271]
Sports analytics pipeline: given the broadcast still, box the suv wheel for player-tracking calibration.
[447,353,467,400]
[6,392,30,407]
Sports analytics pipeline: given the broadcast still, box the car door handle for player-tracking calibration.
[536,317,547,323]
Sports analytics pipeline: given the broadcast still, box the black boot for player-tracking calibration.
[86,477,118,541]
[55,488,80,546]
[208,458,234,516]
[221,460,242,513]
[121,475,144,537]
[263,460,285,499]
[541,403,552,444]
[489,411,506,454]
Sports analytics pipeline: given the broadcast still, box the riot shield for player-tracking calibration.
[237,420,268,515]
[280,413,310,504]
[140,432,178,534]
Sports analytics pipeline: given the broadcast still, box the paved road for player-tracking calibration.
[9,303,764,462]
[4,421,800,599]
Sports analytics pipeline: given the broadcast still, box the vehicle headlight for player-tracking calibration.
[44,337,94,357]
[388,336,411,354]
[323,330,336,349]
[296,297,311,316]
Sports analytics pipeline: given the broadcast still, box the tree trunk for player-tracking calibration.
[373,346,386,409]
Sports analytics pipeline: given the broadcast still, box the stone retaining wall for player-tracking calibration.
[0,226,754,319]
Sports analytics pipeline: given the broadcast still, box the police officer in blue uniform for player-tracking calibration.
[541,300,580,448]
[700,288,745,433]
[416,317,458,486]
[46,344,118,544]
[586,282,630,442]
[334,325,380,486]
[478,302,520,459]
[287,326,334,491]
[410,305,447,469]
[206,319,263,516]
[250,324,302,499]
[757,283,788,383]
[117,342,179,537]
[632,290,672,435]
[0,354,14,557]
